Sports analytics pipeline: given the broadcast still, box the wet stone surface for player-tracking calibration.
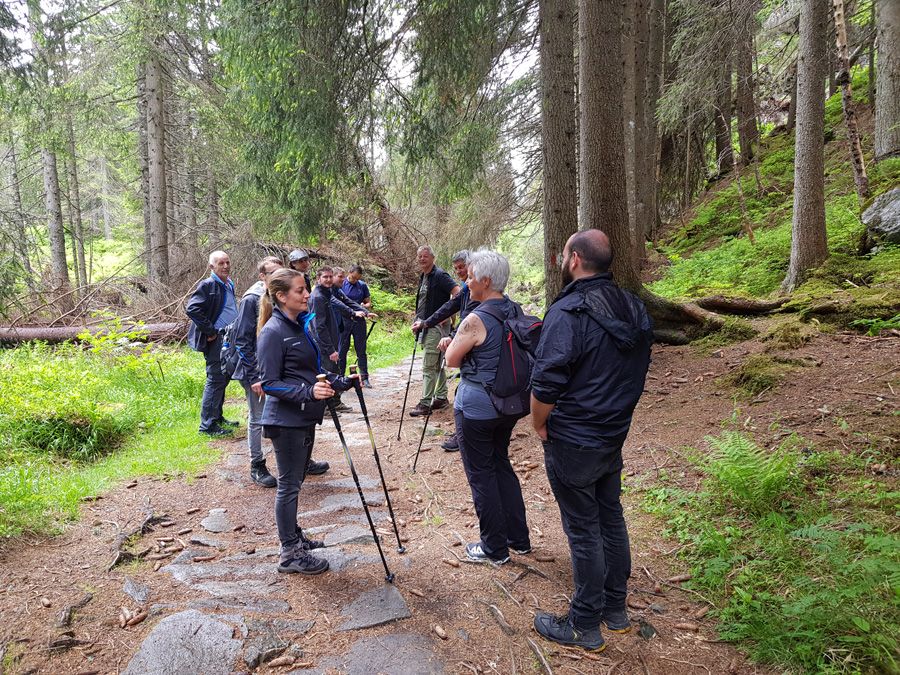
[122,610,243,675]
[336,584,411,631]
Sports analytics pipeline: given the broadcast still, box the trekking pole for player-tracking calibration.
[412,350,446,473]
[366,320,377,339]
[397,327,426,440]
[317,374,395,583]
[350,365,406,553]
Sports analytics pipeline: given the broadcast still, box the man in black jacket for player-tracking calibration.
[530,229,653,653]
[409,245,460,417]
[186,251,239,436]
[232,256,283,487]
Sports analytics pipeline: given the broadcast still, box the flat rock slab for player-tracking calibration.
[325,476,379,490]
[290,633,444,674]
[190,597,291,614]
[123,577,150,605]
[337,584,411,631]
[201,508,232,533]
[194,579,282,598]
[190,535,227,550]
[162,559,275,586]
[315,547,379,572]
[324,525,375,547]
[298,492,383,520]
[122,609,242,675]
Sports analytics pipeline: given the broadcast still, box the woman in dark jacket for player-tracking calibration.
[256,268,355,575]
[445,250,531,566]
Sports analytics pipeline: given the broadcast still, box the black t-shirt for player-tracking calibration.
[416,266,457,320]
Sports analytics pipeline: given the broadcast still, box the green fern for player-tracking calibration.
[701,431,798,515]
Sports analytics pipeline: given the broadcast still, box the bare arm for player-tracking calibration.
[530,395,554,441]
[445,313,485,368]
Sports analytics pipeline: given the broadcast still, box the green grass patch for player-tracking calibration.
[692,317,758,352]
[642,428,900,673]
[0,338,236,537]
[348,319,416,372]
[720,354,807,398]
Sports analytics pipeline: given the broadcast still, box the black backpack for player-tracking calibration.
[220,321,241,380]
[475,303,543,418]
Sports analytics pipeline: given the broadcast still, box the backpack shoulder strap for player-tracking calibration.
[473,303,507,327]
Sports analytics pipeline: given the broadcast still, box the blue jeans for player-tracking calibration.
[543,438,630,629]
[199,333,228,432]
[240,379,265,464]
[339,319,369,377]
[265,425,315,549]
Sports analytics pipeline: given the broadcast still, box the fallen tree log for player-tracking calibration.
[694,295,788,314]
[0,322,188,346]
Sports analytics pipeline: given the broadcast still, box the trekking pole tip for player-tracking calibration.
[396,545,406,554]
[385,573,395,584]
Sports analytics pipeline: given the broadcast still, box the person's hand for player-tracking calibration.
[534,423,548,441]
[206,334,217,343]
[329,351,339,362]
[438,337,452,352]
[313,381,335,400]
[354,311,367,318]
[366,312,378,319]
[250,382,264,396]
[412,320,424,335]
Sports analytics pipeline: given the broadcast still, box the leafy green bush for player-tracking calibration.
[369,285,415,318]
[701,431,798,515]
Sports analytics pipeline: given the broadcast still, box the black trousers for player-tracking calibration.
[339,319,369,377]
[543,438,631,629]
[457,409,530,559]
[265,425,315,550]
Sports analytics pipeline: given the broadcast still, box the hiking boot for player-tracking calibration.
[510,544,532,555]
[200,425,231,437]
[431,398,449,411]
[277,548,329,575]
[250,461,277,488]
[409,403,431,417]
[533,612,605,652]
[441,432,460,451]
[362,378,372,389]
[218,418,239,428]
[306,459,330,476]
[601,607,632,633]
[464,541,509,566]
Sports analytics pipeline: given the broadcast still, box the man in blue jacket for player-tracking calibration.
[186,251,238,436]
[232,256,283,487]
[339,265,373,387]
[530,229,653,653]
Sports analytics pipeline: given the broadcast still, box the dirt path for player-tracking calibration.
[0,328,895,674]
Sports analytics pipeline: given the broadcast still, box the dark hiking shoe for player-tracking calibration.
[334,401,352,413]
[200,425,231,437]
[250,462,277,488]
[441,433,460,451]
[431,398,449,411]
[601,608,632,633]
[217,418,239,428]
[362,378,372,389]
[464,542,509,566]
[533,612,605,652]
[510,544,532,555]
[409,403,431,417]
[306,459,330,476]
[277,549,329,575]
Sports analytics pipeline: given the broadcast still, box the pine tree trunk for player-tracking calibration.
[714,56,735,176]
[42,149,71,298]
[735,14,758,165]
[539,0,578,305]
[787,60,798,132]
[100,156,112,239]
[623,0,637,245]
[137,64,153,279]
[874,0,900,159]
[642,0,665,242]
[832,0,869,203]
[579,0,635,290]
[8,133,35,288]
[146,49,170,283]
[632,0,651,260]
[65,118,88,288]
[784,0,828,291]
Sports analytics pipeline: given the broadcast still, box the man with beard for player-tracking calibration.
[529,229,653,653]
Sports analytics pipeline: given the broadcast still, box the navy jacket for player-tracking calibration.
[185,275,234,351]
[257,306,353,427]
[531,274,653,448]
[232,281,265,383]
[309,286,356,356]
[423,283,476,329]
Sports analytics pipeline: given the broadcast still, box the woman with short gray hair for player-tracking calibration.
[445,250,531,565]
